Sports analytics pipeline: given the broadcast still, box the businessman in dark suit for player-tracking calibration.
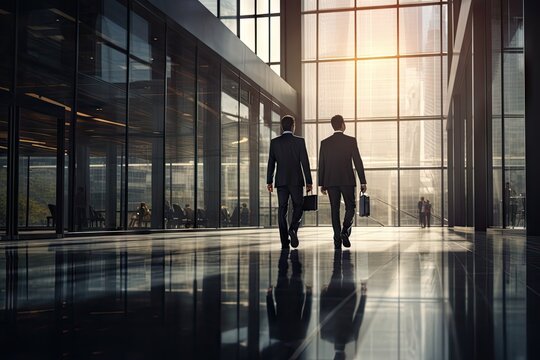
[267,115,313,249]
[319,115,367,249]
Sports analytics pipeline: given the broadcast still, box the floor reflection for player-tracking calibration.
[0,228,534,359]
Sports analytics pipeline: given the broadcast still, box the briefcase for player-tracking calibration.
[359,193,370,217]
[303,194,318,211]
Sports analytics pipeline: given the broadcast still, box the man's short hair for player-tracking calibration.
[281,115,295,131]
[331,115,344,130]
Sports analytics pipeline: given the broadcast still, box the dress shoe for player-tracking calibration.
[289,229,299,248]
[334,236,342,249]
[341,232,351,248]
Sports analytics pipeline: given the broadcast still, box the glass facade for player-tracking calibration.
[302,0,448,226]
[0,0,293,238]
[199,0,281,74]
[491,0,526,229]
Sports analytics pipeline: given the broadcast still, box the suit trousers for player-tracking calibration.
[327,186,356,239]
[277,185,304,244]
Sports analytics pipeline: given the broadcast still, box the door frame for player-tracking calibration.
[2,93,65,240]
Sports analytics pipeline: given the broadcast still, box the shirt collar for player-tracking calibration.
[282,131,293,135]
[334,130,343,133]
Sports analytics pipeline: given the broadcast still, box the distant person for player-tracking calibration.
[221,205,231,227]
[318,115,367,249]
[135,202,150,228]
[267,115,312,249]
[164,200,174,228]
[74,186,87,231]
[320,250,367,360]
[184,204,194,228]
[505,182,517,227]
[417,197,425,228]
[240,203,249,226]
[264,249,312,359]
[425,200,432,228]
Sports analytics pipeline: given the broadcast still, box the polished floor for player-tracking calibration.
[0,227,537,359]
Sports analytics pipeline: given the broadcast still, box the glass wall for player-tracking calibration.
[302,0,447,226]
[491,0,525,229]
[199,0,281,74]
[0,0,294,238]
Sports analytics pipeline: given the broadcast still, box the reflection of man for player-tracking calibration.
[417,197,425,228]
[504,182,517,227]
[319,115,367,249]
[240,203,249,226]
[265,249,312,358]
[267,115,313,248]
[320,250,367,360]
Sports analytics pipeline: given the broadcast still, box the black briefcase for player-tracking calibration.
[303,194,318,211]
[359,193,370,217]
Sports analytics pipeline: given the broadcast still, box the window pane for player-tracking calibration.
[257,0,269,14]
[319,0,354,9]
[0,1,14,91]
[259,99,271,227]
[240,0,255,15]
[303,63,316,121]
[221,0,237,16]
[302,0,317,12]
[357,9,397,58]
[400,170,442,226]
[197,52,221,228]
[400,56,441,117]
[270,16,280,62]
[222,19,237,35]
[257,17,269,62]
[0,108,6,229]
[221,70,239,227]
[240,81,258,226]
[270,0,280,13]
[357,170,398,226]
[358,59,397,119]
[357,0,396,5]
[318,61,355,120]
[399,5,441,55]
[319,11,355,59]
[357,122,397,168]
[128,4,165,229]
[304,123,317,170]
[302,14,316,61]
[400,120,442,167]
[400,0,441,3]
[165,30,196,229]
[240,18,256,52]
[503,53,524,115]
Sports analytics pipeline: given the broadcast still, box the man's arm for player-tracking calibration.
[351,140,367,191]
[318,142,327,195]
[300,138,313,191]
[266,141,276,191]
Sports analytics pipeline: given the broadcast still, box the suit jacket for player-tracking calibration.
[267,133,312,187]
[318,132,367,187]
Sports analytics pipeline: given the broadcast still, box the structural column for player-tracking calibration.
[472,0,490,231]
[524,2,540,359]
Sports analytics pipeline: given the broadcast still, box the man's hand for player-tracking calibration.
[267,184,273,193]
[361,184,367,193]
[306,184,313,193]
[321,186,327,195]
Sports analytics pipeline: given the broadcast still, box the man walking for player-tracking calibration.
[267,115,313,249]
[319,115,367,249]
[417,197,425,228]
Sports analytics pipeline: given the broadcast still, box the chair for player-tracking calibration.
[89,206,105,228]
[47,204,56,227]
